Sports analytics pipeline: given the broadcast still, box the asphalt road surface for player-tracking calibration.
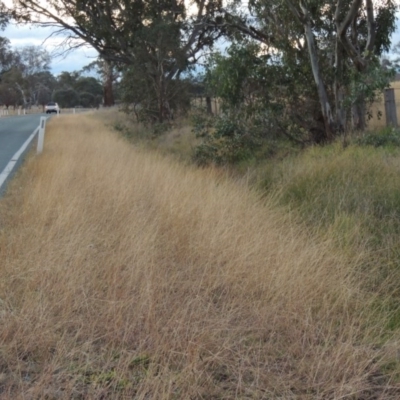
[0,114,45,194]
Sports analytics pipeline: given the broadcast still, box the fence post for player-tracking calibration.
[384,88,398,127]
[37,116,46,154]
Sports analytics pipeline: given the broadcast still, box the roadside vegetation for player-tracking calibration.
[0,112,400,398]
[113,109,400,307]
[1,0,400,397]
[8,0,399,140]
[0,40,106,110]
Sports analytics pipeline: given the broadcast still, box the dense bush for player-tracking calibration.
[192,112,261,165]
[356,127,400,147]
[259,143,400,306]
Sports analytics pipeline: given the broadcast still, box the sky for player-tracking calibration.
[2,23,99,75]
[2,13,400,76]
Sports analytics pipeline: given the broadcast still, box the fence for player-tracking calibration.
[191,97,222,115]
[191,81,400,130]
[0,106,95,118]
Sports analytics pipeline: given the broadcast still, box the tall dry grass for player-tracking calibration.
[0,113,398,399]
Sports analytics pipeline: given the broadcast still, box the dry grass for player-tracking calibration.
[98,109,199,162]
[0,113,399,399]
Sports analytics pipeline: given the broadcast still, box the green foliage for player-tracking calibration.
[0,3,9,30]
[0,44,54,107]
[213,0,398,139]
[0,66,23,106]
[79,91,100,108]
[0,36,15,73]
[374,1,398,55]
[206,43,271,109]
[56,73,103,107]
[258,143,400,297]
[120,66,192,124]
[357,127,400,148]
[345,59,395,110]
[152,121,173,136]
[11,0,223,122]
[192,111,261,165]
[74,76,102,96]
[203,41,323,146]
[54,88,80,108]
[111,117,155,143]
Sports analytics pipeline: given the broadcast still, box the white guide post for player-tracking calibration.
[37,116,46,154]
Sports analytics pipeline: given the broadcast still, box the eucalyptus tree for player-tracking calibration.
[82,59,119,107]
[0,67,22,107]
[15,45,52,107]
[223,0,397,138]
[0,36,17,73]
[0,1,10,29]
[55,70,103,107]
[11,0,225,121]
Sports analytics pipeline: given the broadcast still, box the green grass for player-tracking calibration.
[254,143,400,326]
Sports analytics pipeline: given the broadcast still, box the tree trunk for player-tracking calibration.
[15,82,27,108]
[157,53,165,123]
[352,101,366,131]
[103,79,114,107]
[103,61,115,107]
[303,20,335,140]
[158,81,165,124]
[334,40,346,132]
[206,96,213,115]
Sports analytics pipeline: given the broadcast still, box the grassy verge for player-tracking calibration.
[101,110,199,163]
[257,144,400,296]
[0,112,399,398]
[110,111,400,306]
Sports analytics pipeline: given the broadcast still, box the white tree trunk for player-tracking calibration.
[303,20,335,138]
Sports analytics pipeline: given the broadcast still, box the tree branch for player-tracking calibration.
[337,0,362,37]
[284,0,305,24]
[365,0,376,53]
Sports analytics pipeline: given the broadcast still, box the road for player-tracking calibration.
[0,114,45,194]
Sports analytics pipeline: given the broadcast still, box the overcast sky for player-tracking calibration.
[2,23,99,75]
[2,15,400,76]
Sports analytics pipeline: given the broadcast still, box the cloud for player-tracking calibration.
[2,23,99,75]
[51,48,99,75]
[1,9,400,74]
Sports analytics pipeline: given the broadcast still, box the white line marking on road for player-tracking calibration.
[0,126,40,191]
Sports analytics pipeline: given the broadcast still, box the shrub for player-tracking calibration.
[192,112,260,165]
[357,127,400,147]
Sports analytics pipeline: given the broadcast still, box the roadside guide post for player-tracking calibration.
[37,116,46,154]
